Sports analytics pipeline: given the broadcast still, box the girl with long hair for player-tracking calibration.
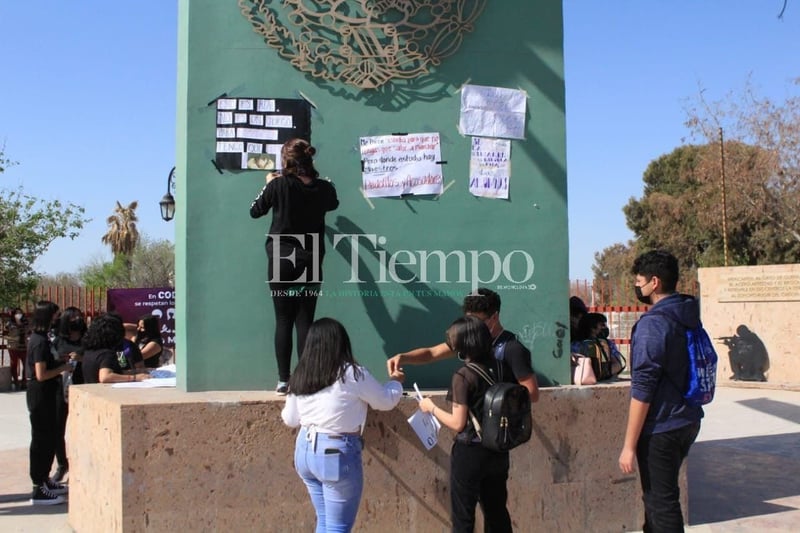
[281,318,404,532]
[418,315,513,533]
[50,306,87,483]
[250,138,339,395]
[82,314,152,384]
[134,314,164,368]
[26,301,69,505]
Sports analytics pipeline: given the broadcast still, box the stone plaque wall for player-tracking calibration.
[699,264,800,384]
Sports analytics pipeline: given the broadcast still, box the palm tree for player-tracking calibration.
[102,201,140,275]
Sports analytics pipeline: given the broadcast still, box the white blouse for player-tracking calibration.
[281,364,403,434]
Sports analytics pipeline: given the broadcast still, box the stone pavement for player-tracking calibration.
[0,385,798,532]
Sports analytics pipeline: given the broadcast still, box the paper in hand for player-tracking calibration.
[407,382,441,450]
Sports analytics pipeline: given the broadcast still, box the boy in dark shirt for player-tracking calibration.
[619,250,703,532]
[387,288,539,403]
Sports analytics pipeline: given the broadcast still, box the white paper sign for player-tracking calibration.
[459,84,527,139]
[469,137,511,199]
[407,409,440,450]
[407,383,441,450]
[360,133,443,198]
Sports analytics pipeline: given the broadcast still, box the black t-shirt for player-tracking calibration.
[82,348,124,384]
[493,330,535,383]
[52,335,85,384]
[249,174,339,286]
[139,337,163,369]
[446,362,495,443]
[26,332,60,380]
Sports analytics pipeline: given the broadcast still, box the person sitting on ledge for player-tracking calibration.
[571,312,626,381]
[80,314,151,384]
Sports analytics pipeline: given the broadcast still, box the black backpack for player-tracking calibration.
[466,363,532,452]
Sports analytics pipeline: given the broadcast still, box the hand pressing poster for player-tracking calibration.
[459,84,527,139]
[469,137,511,199]
[360,133,443,198]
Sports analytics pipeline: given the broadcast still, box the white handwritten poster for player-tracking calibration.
[459,84,527,139]
[360,133,443,198]
[469,138,511,199]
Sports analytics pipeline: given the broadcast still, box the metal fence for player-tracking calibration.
[571,277,699,347]
[16,286,108,317]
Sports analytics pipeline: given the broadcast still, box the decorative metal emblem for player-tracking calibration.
[238,0,487,89]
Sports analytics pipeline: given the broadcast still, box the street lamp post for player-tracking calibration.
[160,167,176,222]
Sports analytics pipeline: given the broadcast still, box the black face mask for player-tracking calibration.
[634,285,651,304]
[597,327,610,339]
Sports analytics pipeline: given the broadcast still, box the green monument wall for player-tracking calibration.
[176,0,569,391]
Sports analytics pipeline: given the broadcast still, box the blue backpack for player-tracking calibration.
[648,311,718,406]
[682,324,718,406]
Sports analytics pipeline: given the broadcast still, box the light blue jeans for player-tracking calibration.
[294,427,364,533]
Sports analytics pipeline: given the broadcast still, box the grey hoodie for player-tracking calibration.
[630,293,704,435]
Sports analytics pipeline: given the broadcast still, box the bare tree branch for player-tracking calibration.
[779,0,789,19]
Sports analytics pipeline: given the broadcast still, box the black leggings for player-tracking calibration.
[27,379,59,486]
[271,288,319,382]
[55,380,68,469]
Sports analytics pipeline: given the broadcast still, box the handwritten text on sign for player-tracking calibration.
[469,137,511,199]
[360,133,443,198]
[459,84,527,139]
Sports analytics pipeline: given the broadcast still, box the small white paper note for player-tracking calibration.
[407,383,441,450]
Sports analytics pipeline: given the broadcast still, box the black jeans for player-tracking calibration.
[54,379,68,469]
[27,378,59,486]
[271,287,319,382]
[450,442,512,533]
[636,421,701,533]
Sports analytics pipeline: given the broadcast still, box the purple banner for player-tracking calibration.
[106,288,175,348]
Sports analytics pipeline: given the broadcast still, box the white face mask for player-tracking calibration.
[15,313,23,321]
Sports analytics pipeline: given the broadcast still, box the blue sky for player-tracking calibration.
[1,1,797,281]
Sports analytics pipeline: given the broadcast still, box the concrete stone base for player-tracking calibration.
[68,382,686,532]
[0,367,11,392]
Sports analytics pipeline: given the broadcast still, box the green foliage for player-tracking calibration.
[594,79,800,293]
[129,235,174,287]
[622,144,720,275]
[0,185,89,307]
[0,144,15,174]
[591,242,639,305]
[625,141,796,276]
[80,255,131,289]
[38,272,82,287]
[79,234,174,289]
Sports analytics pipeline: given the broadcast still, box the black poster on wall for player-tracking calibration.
[214,97,311,171]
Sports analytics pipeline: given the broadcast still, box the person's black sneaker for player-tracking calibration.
[44,479,68,495]
[52,464,68,483]
[275,381,289,395]
[30,484,66,506]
